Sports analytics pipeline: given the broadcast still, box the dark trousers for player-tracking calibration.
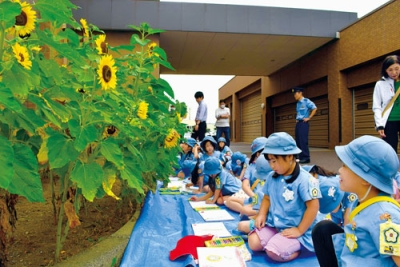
[312,220,343,267]
[383,120,400,153]
[191,121,206,141]
[216,127,230,147]
[295,121,310,160]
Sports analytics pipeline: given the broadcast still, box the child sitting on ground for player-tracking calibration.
[217,137,232,166]
[248,132,320,262]
[174,138,198,180]
[190,157,242,205]
[193,136,222,193]
[311,135,400,267]
[302,165,353,227]
[226,151,249,180]
[228,155,272,226]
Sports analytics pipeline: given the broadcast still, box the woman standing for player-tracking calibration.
[373,55,400,152]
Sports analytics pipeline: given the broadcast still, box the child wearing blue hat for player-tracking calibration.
[230,155,273,232]
[193,136,223,193]
[248,132,321,262]
[174,138,199,180]
[217,137,232,165]
[190,157,242,205]
[239,137,269,198]
[226,151,249,179]
[302,165,353,226]
[312,135,400,267]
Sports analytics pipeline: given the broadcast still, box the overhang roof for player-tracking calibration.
[71,0,358,76]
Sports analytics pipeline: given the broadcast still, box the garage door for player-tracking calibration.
[274,97,329,148]
[241,91,262,143]
[354,87,382,138]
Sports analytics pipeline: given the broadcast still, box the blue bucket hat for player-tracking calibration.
[184,137,197,148]
[200,136,217,151]
[203,157,222,175]
[318,176,345,213]
[255,155,272,180]
[250,137,268,155]
[335,135,399,195]
[218,137,227,143]
[230,152,247,173]
[262,132,302,155]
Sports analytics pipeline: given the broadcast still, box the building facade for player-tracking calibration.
[219,0,399,149]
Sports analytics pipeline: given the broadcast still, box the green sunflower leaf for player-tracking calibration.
[2,64,40,96]
[0,84,22,114]
[68,120,98,152]
[100,138,124,168]
[34,0,79,28]
[0,136,14,190]
[0,2,21,29]
[120,157,144,195]
[8,144,44,202]
[46,129,79,169]
[70,161,103,202]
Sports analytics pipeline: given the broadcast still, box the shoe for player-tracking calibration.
[299,159,310,164]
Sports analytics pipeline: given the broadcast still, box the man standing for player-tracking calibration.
[215,99,231,146]
[293,87,317,163]
[192,91,208,141]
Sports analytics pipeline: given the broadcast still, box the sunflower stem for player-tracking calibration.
[0,21,5,66]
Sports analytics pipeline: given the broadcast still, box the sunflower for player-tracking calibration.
[12,42,32,70]
[147,42,159,57]
[164,129,180,149]
[97,54,117,90]
[95,35,108,54]
[80,18,90,38]
[137,101,149,120]
[9,0,36,37]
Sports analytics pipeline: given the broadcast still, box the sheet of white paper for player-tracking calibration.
[198,209,235,222]
[192,222,232,237]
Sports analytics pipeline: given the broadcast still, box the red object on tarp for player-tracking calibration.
[169,235,214,261]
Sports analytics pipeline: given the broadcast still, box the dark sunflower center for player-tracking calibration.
[19,53,25,62]
[16,11,27,26]
[102,66,112,82]
[101,42,108,54]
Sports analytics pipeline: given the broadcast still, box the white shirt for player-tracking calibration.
[215,107,230,127]
[372,76,395,129]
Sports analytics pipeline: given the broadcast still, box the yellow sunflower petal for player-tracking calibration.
[95,35,108,54]
[12,42,32,70]
[97,54,117,90]
[164,129,180,149]
[137,101,149,120]
[80,18,89,38]
[9,0,36,36]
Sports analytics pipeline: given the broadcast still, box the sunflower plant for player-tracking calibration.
[0,0,187,262]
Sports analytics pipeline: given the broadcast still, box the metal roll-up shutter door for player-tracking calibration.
[354,87,382,138]
[241,91,261,143]
[274,96,329,148]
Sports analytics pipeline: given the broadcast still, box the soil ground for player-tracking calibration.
[5,176,136,267]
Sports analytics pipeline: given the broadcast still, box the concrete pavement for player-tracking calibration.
[229,142,343,172]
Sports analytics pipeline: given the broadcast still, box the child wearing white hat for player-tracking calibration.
[312,135,400,267]
[248,132,321,262]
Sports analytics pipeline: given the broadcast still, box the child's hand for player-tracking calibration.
[280,227,302,238]
[177,171,185,179]
[205,199,214,204]
[254,216,265,230]
[190,196,198,201]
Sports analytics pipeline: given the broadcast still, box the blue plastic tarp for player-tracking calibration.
[120,191,319,267]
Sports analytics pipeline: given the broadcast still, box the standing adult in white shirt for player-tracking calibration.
[215,99,231,146]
